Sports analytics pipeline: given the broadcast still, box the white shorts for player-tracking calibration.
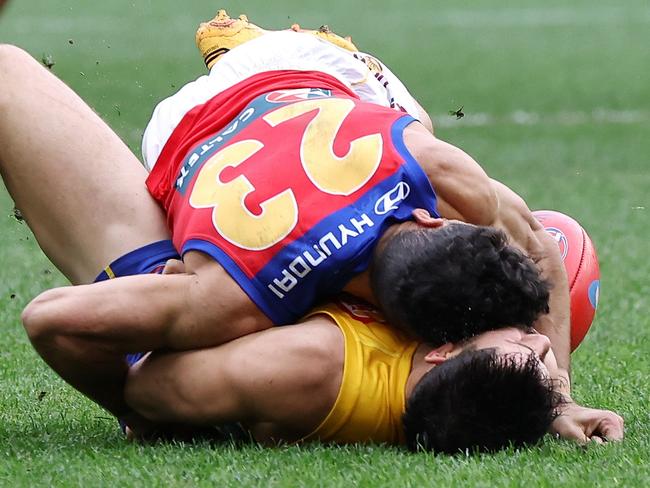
[142,31,419,170]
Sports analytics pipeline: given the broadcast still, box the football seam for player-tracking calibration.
[570,228,588,292]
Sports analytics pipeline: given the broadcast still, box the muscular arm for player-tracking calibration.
[489,179,571,392]
[125,316,342,443]
[23,270,268,349]
[22,269,270,418]
[406,123,572,393]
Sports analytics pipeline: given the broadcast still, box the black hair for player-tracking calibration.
[370,223,550,345]
[402,349,562,454]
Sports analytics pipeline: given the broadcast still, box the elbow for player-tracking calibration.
[21,288,65,346]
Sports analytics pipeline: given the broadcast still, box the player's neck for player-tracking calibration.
[405,343,435,399]
[343,271,376,304]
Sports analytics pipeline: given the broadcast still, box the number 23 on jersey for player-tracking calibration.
[189,98,384,250]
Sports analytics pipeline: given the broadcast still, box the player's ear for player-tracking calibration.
[412,208,444,228]
[424,343,454,365]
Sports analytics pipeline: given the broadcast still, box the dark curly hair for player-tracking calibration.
[370,223,551,345]
[402,348,562,454]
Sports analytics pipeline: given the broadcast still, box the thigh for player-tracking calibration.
[0,45,170,284]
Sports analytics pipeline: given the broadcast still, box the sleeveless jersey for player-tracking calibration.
[142,31,420,170]
[302,298,419,445]
[146,70,440,324]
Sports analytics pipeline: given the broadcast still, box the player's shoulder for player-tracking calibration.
[293,312,345,360]
[310,296,414,348]
[238,310,343,369]
[255,313,345,411]
[402,127,499,225]
[401,122,442,165]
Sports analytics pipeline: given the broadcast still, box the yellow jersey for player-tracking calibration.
[302,297,419,445]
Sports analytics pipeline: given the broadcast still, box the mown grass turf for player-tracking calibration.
[1,0,649,486]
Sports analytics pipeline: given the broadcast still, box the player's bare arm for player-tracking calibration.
[125,315,343,444]
[24,271,266,349]
[488,178,572,391]
[404,122,572,391]
[125,310,622,447]
[414,99,434,134]
[23,266,272,422]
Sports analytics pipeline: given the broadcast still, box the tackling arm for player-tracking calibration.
[480,196,624,442]
[22,270,270,418]
[408,126,572,394]
[125,316,341,443]
[489,179,572,393]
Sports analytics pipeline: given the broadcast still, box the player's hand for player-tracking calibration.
[550,400,624,444]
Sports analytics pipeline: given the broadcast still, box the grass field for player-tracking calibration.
[1,0,649,486]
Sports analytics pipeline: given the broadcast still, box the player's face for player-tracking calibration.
[466,327,558,379]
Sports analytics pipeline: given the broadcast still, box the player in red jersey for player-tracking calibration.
[143,31,571,390]
[3,42,564,431]
[16,50,565,403]
[0,43,620,445]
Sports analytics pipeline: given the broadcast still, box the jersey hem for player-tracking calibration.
[182,239,291,324]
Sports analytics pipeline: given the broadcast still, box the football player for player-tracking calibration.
[0,43,621,447]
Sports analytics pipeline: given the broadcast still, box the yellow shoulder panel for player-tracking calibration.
[303,298,418,445]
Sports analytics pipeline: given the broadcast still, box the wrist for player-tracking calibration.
[557,368,571,393]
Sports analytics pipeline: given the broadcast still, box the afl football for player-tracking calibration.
[533,210,600,351]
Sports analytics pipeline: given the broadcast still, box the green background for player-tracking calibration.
[1,0,648,486]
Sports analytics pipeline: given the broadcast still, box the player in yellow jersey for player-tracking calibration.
[123,293,622,451]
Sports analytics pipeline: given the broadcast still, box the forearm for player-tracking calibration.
[21,273,196,418]
[22,274,189,352]
[22,271,265,352]
[533,231,572,394]
[484,180,573,392]
[33,336,135,419]
[22,280,157,416]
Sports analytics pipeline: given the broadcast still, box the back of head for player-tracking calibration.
[402,349,561,454]
[370,223,550,344]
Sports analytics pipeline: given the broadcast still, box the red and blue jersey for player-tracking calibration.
[146,70,439,324]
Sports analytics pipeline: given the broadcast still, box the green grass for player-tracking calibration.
[1,0,649,486]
